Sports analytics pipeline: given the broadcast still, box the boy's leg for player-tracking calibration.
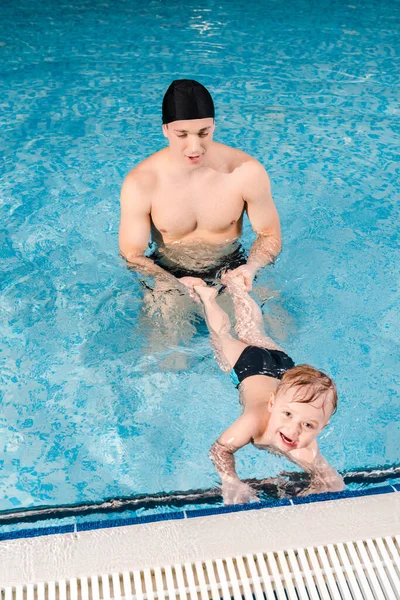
[194,285,247,372]
[222,274,283,351]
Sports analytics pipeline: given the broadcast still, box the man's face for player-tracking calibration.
[267,385,332,452]
[162,118,215,167]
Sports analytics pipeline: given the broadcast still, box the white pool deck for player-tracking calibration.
[0,489,399,596]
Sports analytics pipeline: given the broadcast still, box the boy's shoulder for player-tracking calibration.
[288,439,320,465]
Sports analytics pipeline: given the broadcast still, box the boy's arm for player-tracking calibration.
[288,442,345,494]
[306,451,345,494]
[210,409,263,504]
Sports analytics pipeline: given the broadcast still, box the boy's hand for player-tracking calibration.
[299,471,345,496]
[222,479,260,505]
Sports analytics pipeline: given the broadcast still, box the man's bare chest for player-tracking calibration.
[151,183,244,237]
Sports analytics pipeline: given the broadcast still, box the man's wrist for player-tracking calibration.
[246,260,262,274]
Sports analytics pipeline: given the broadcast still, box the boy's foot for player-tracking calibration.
[193,284,218,302]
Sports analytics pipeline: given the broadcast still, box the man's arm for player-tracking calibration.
[231,161,281,289]
[210,409,264,504]
[119,173,180,284]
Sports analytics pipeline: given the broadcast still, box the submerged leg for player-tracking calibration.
[222,274,283,351]
[194,284,247,372]
[139,280,200,369]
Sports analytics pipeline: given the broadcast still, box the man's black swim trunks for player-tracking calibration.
[149,244,247,285]
[230,345,295,388]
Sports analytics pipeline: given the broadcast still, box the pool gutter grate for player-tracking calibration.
[1,535,399,599]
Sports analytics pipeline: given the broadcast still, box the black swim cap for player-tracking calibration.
[162,79,214,124]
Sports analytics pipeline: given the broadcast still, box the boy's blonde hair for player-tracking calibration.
[277,364,338,414]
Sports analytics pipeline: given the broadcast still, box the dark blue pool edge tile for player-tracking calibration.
[0,524,75,542]
[0,485,397,542]
[0,511,185,542]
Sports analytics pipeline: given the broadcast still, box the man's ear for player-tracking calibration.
[162,124,169,139]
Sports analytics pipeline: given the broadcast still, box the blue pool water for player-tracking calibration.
[1,0,399,517]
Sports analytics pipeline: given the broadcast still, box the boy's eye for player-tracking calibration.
[177,134,187,138]
[304,422,314,429]
[199,132,209,137]
[283,411,291,417]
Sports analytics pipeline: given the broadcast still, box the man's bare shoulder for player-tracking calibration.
[212,142,268,176]
[122,159,155,191]
[235,153,269,180]
[121,149,168,197]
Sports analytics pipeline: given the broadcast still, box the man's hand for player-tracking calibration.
[178,277,207,302]
[222,479,260,505]
[224,263,258,291]
[179,276,206,290]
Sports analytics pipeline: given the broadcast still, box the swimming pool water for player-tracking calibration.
[1,0,399,515]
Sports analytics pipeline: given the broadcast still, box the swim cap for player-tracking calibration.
[162,79,214,124]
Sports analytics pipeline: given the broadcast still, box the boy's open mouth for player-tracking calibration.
[279,432,297,447]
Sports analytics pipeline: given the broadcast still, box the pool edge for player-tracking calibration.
[0,483,398,542]
[1,488,399,587]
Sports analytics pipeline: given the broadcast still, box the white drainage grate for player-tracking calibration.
[1,535,399,599]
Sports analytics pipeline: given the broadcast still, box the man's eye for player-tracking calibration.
[284,412,291,417]
[177,134,187,138]
[199,133,209,137]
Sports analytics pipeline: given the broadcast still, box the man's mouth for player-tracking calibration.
[279,432,297,448]
[186,155,201,163]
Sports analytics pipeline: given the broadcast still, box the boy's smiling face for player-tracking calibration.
[266,385,333,452]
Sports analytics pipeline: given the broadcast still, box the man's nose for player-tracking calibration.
[189,135,201,154]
